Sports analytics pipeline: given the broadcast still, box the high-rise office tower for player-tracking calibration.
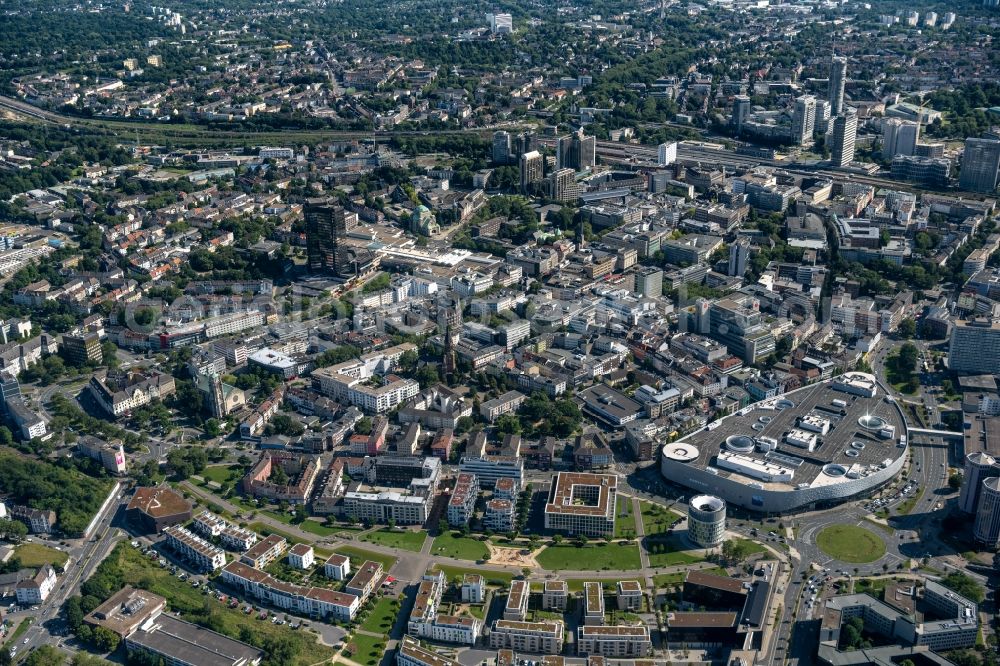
[657,142,677,166]
[814,99,832,134]
[520,150,543,194]
[791,95,816,145]
[556,128,596,171]
[728,238,750,277]
[305,199,363,278]
[492,130,511,165]
[960,452,999,514]
[831,111,857,167]
[949,319,1000,373]
[513,131,538,159]
[974,476,1000,547]
[488,12,513,34]
[882,118,920,158]
[634,267,663,298]
[959,137,1000,193]
[829,56,847,116]
[731,95,751,135]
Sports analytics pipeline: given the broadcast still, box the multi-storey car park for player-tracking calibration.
[661,372,908,513]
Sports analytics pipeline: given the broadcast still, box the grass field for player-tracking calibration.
[430,532,490,561]
[14,543,69,568]
[614,496,638,539]
[360,528,427,552]
[200,465,239,486]
[248,522,302,544]
[343,633,386,666]
[816,525,886,563]
[645,535,704,567]
[100,544,335,665]
[566,578,621,592]
[430,564,514,586]
[854,577,891,597]
[333,545,398,572]
[536,543,642,571]
[639,501,684,535]
[359,596,399,635]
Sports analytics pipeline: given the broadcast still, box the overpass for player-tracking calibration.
[908,427,964,441]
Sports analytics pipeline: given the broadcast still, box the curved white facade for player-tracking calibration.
[687,495,726,547]
[974,476,1000,547]
[661,373,908,514]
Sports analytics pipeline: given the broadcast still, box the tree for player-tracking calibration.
[354,417,373,435]
[898,318,916,339]
[949,472,963,491]
[940,571,985,603]
[495,413,521,435]
[203,419,222,438]
[0,518,28,543]
[91,626,121,652]
[23,646,65,666]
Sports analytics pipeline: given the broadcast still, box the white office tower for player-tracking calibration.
[658,142,677,166]
[831,111,857,167]
[882,118,920,158]
[941,12,956,28]
[519,150,543,194]
[974,476,1000,547]
[791,95,816,145]
[688,495,726,548]
[728,237,750,277]
[923,11,938,26]
[814,99,832,134]
[960,452,998,514]
[488,13,513,34]
[828,56,847,116]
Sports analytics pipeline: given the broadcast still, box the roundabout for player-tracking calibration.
[815,524,886,563]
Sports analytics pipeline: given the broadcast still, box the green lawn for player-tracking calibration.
[430,564,513,587]
[430,532,490,561]
[7,616,32,644]
[96,544,335,666]
[359,596,399,634]
[360,528,427,552]
[14,543,69,568]
[343,633,386,666]
[566,578,620,592]
[248,522,302,544]
[614,496,638,539]
[816,525,886,563]
[854,577,890,597]
[645,535,705,567]
[639,501,684,535]
[333,545,398,572]
[200,465,239,485]
[536,543,642,571]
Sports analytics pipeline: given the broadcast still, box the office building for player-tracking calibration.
[77,436,127,474]
[63,331,103,365]
[634,267,663,297]
[891,155,951,187]
[959,138,1000,193]
[305,199,374,278]
[949,319,1000,374]
[974,476,1000,547]
[544,472,617,537]
[960,452,998,514]
[549,167,578,202]
[556,129,596,171]
[791,95,816,145]
[519,151,543,194]
[687,495,726,547]
[728,237,750,277]
[488,12,513,33]
[492,130,511,165]
[658,142,678,166]
[831,111,857,167]
[125,612,264,666]
[882,118,919,158]
[708,297,776,364]
[732,96,751,135]
[126,486,192,533]
[829,56,847,115]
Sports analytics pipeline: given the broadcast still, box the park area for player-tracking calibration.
[535,542,642,571]
[816,524,886,563]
